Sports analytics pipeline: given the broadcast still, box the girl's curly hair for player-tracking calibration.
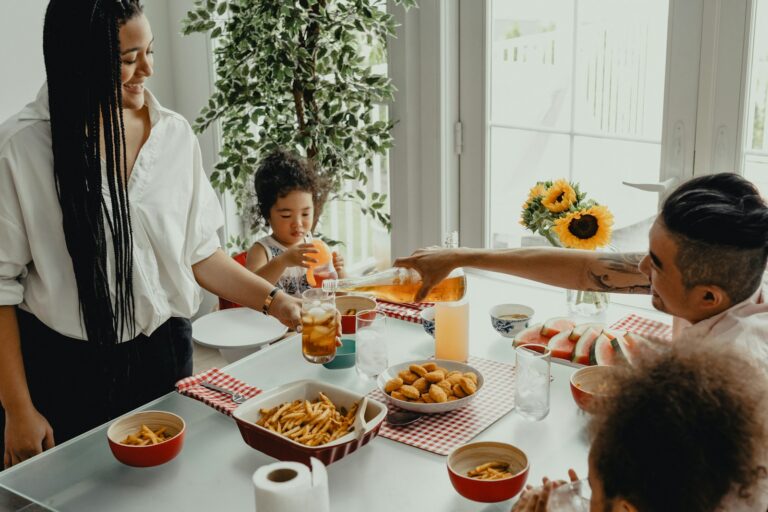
[250,149,330,231]
[589,342,768,511]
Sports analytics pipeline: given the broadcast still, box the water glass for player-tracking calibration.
[300,288,338,364]
[355,310,388,378]
[515,344,551,420]
[547,479,592,511]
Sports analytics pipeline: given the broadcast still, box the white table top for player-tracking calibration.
[0,273,668,512]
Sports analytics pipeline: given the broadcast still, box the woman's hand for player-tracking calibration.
[268,292,303,331]
[280,243,318,268]
[394,248,464,302]
[4,406,54,468]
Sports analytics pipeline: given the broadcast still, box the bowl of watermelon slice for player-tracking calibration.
[513,317,649,367]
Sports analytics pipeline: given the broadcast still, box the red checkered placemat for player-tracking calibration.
[376,300,434,324]
[610,313,673,342]
[368,356,515,455]
[176,368,261,416]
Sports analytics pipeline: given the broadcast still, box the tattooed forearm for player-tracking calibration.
[586,252,652,294]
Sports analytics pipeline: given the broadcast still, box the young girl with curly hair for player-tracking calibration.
[245,150,347,297]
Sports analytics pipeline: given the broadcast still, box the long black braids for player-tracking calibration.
[43,0,143,345]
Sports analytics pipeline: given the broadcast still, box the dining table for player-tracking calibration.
[0,271,669,512]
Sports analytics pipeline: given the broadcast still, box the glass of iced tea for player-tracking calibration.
[301,288,338,364]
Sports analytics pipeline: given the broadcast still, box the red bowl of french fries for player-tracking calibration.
[447,441,529,502]
[335,295,377,334]
[107,410,185,467]
[232,379,386,466]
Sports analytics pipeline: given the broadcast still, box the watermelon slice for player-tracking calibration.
[615,332,647,366]
[540,317,576,338]
[569,323,605,342]
[513,323,549,347]
[547,330,577,360]
[590,331,620,366]
[572,327,600,365]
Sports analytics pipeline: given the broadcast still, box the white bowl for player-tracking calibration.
[489,304,535,338]
[376,359,484,414]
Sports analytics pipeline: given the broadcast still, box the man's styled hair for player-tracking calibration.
[43,0,144,344]
[661,172,768,304]
[590,345,768,512]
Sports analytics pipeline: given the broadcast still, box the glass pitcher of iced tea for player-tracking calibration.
[300,288,338,364]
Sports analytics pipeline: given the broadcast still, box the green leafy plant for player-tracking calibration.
[182,0,416,245]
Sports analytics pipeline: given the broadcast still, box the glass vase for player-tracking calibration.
[565,289,610,318]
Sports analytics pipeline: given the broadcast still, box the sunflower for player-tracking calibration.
[541,180,577,213]
[552,205,614,250]
[527,183,547,202]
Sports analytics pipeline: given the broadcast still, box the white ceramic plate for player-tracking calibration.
[192,308,288,349]
[376,359,484,414]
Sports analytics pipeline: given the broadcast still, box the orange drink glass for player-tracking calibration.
[301,289,338,364]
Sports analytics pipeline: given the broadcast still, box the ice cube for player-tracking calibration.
[308,307,326,318]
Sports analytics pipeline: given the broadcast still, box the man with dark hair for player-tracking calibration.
[513,344,768,511]
[396,173,768,366]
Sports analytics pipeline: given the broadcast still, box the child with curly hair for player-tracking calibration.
[245,150,346,297]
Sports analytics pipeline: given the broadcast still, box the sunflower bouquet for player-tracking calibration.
[520,179,614,250]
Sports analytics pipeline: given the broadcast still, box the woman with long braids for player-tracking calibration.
[0,0,305,468]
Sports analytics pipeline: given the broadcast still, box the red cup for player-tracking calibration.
[107,411,185,467]
[447,441,529,502]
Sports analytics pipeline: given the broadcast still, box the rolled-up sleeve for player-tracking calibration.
[185,137,224,265]
[0,155,30,305]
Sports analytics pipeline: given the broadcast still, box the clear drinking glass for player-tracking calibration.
[547,479,592,511]
[300,288,338,364]
[515,344,551,420]
[355,310,388,377]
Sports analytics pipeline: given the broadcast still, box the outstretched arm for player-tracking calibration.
[394,247,650,302]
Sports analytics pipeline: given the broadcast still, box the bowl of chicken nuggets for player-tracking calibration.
[447,441,530,502]
[107,410,185,467]
[232,379,387,465]
[377,360,484,414]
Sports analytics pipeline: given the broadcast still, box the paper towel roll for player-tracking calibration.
[253,458,330,512]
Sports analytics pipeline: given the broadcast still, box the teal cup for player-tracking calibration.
[322,338,356,369]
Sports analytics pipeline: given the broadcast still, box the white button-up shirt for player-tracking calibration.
[0,85,224,341]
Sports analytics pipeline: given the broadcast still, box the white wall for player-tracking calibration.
[0,0,48,121]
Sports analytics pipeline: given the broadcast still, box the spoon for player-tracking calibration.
[386,410,423,426]
[354,397,369,440]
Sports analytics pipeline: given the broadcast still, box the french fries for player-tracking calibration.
[120,424,175,446]
[255,392,359,447]
[467,461,515,480]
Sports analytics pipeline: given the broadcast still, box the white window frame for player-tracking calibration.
[456,0,755,249]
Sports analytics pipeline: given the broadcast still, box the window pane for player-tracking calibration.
[487,0,669,249]
[490,1,574,130]
[488,128,570,248]
[744,0,768,196]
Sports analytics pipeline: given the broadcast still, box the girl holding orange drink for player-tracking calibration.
[246,150,346,297]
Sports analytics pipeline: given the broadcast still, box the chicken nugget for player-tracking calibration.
[384,377,404,393]
[446,373,463,386]
[447,396,458,401]
[424,370,445,383]
[421,394,434,403]
[436,380,452,394]
[422,362,438,372]
[400,385,421,400]
[459,376,477,395]
[409,364,428,378]
[398,370,419,384]
[463,372,478,384]
[429,384,448,403]
[446,370,462,379]
[412,377,429,394]
[390,391,406,401]
[436,367,449,375]
[452,384,467,398]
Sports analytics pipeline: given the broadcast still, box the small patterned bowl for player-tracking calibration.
[489,304,535,338]
[420,307,435,337]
